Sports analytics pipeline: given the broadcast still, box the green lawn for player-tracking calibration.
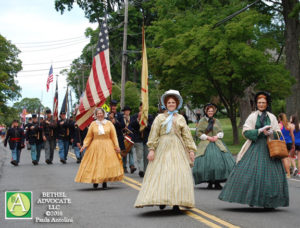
[189,118,245,155]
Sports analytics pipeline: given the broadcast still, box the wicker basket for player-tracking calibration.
[267,131,289,159]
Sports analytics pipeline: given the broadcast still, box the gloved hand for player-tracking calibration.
[258,125,271,133]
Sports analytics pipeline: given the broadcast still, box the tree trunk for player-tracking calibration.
[239,86,255,127]
[282,0,300,118]
[229,111,240,145]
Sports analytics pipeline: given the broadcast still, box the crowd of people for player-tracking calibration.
[3,89,297,211]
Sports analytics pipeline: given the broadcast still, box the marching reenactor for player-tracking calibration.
[4,120,25,166]
[42,109,56,164]
[121,105,136,174]
[26,114,40,165]
[73,123,88,163]
[57,111,70,164]
[107,100,126,166]
[129,102,154,177]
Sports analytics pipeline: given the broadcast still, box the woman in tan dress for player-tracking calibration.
[75,108,123,189]
[134,90,197,212]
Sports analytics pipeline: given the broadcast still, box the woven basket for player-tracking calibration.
[267,131,289,159]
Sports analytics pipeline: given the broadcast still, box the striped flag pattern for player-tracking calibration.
[46,65,53,92]
[76,19,112,130]
[53,80,58,121]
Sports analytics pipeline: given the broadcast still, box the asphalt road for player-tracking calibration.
[0,142,299,228]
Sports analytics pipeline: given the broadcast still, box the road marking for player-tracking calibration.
[123,176,142,186]
[191,208,240,228]
[123,176,240,228]
[184,211,222,228]
[121,180,141,191]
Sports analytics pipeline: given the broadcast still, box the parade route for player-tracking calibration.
[0,144,300,228]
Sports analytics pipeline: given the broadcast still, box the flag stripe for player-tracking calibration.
[100,50,112,95]
[76,19,112,130]
[92,55,105,102]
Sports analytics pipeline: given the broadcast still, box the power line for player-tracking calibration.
[18,38,87,48]
[19,40,88,53]
[19,65,71,73]
[15,36,85,45]
[22,59,75,66]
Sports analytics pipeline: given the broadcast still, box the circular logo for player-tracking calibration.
[7,193,31,217]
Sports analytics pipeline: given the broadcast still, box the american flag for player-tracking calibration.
[53,79,58,121]
[46,65,53,92]
[76,19,112,130]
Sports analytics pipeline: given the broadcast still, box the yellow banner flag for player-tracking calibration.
[139,26,148,132]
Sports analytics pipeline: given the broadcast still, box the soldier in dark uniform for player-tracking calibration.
[4,120,25,166]
[26,114,40,165]
[73,123,88,163]
[57,111,70,164]
[129,102,154,177]
[107,100,126,169]
[42,109,56,164]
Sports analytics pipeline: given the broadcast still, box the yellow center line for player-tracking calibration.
[123,175,240,228]
[184,211,222,228]
[191,208,240,228]
[121,180,141,191]
[123,176,142,186]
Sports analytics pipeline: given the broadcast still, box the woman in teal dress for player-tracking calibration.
[193,104,235,189]
[219,92,289,209]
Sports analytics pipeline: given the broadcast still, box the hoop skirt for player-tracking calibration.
[134,114,197,208]
[75,121,123,183]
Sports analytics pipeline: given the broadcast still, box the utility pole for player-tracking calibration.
[120,0,128,109]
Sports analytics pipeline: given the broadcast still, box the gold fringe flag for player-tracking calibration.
[139,26,148,132]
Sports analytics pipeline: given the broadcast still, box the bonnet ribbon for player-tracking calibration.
[162,110,178,133]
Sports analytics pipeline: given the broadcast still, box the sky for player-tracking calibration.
[0,0,97,112]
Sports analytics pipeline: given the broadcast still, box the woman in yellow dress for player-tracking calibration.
[74,108,124,189]
[134,90,197,212]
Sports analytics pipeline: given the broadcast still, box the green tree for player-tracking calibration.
[13,98,44,114]
[148,0,293,144]
[0,34,22,117]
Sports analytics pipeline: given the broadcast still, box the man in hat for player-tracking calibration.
[57,111,70,164]
[26,114,40,165]
[41,109,56,164]
[107,100,126,167]
[129,102,154,177]
[4,120,25,166]
[121,105,136,173]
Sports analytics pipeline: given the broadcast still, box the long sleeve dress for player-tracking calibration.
[192,117,235,185]
[75,121,124,183]
[134,113,197,208]
[219,112,289,208]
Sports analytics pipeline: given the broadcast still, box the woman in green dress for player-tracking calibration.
[193,104,235,189]
[219,92,289,209]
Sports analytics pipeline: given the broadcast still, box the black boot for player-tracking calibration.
[214,182,222,190]
[93,183,99,189]
[102,182,108,189]
[207,182,213,189]
[172,205,180,212]
[11,160,18,166]
[159,205,166,210]
[139,171,144,177]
